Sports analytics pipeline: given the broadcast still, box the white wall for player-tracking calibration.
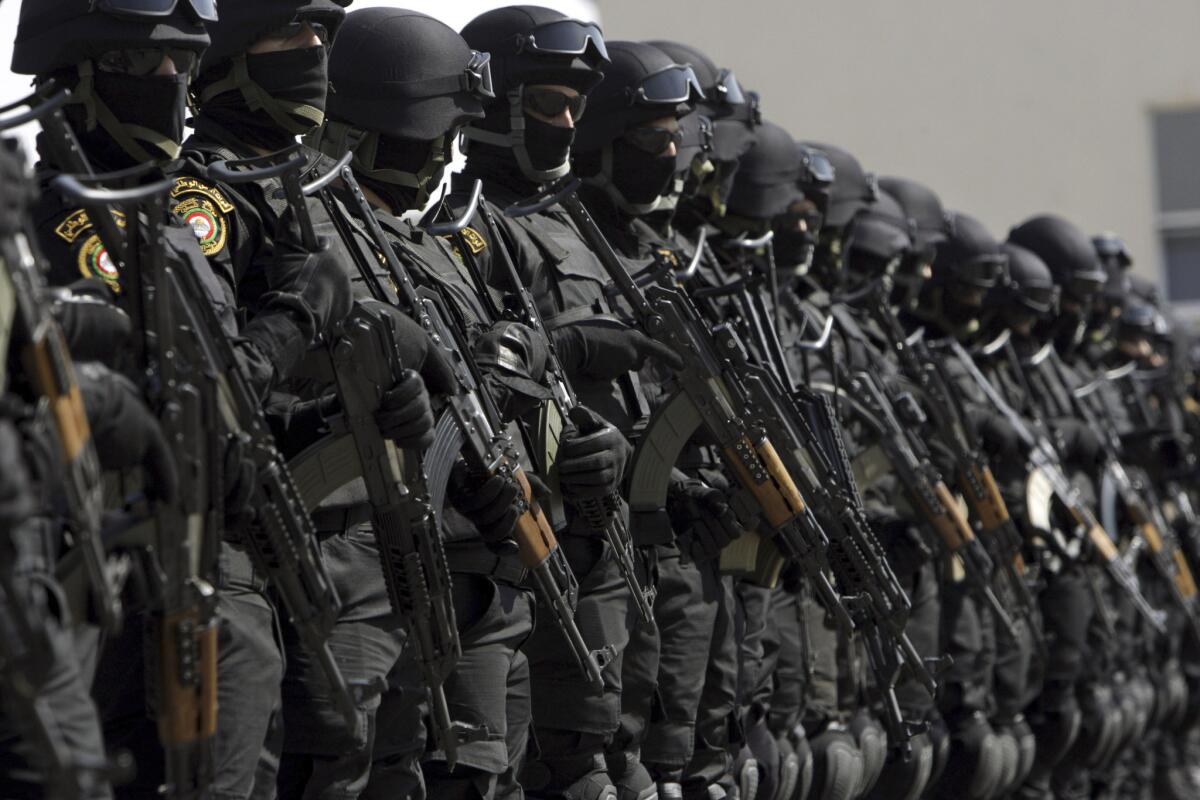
[597,0,1200,292]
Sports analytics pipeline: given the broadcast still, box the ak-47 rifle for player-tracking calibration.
[943,339,1167,633]
[55,170,219,799]
[867,301,1040,644]
[505,178,853,635]
[696,242,936,749]
[469,193,656,625]
[0,89,121,634]
[1057,355,1200,641]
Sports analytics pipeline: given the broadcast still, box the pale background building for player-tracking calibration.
[3,0,1198,315]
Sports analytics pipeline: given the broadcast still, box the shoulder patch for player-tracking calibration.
[172,177,233,256]
[458,226,487,254]
[54,208,126,244]
[76,233,121,292]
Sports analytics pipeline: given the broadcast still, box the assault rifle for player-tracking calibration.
[469,193,656,625]
[1056,355,1200,641]
[867,301,1040,645]
[506,179,852,634]
[943,339,1166,633]
[0,89,120,634]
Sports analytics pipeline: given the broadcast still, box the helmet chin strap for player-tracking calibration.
[313,119,447,211]
[200,54,325,136]
[462,86,570,183]
[66,63,179,163]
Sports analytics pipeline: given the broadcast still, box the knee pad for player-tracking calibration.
[421,764,495,800]
[809,724,863,800]
[991,724,1021,797]
[524,751,618,800]
[744,719,780,800]
[1077,684,1120,769]
[606,751,656,800]
[1163,664,1189,732]
[777,734,800,800]
[1029,702,1081,780]
[931,712,1003,800]
[863,732,934,800]
[657,783,682,800]
[928,714,951,789]
[849,711,886,797]
[787,724,814,800]
[1010,716,1037,789]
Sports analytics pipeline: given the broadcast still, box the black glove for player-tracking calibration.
[557,405,631,500]
[474,321,551,420]
[668,478,741,562]
[0,421,36,532]
[449,458,522,556]
[49,279,131,365]
[369,304,458,450]
[221,434,257,530]
[878,518,933,577]
[551,321,683,382]
[77,363,177,503]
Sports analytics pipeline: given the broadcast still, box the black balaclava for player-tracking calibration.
[917,211,1005,340]
[197,45,330,151]
[60,67,189,169]
[356,135,451,213]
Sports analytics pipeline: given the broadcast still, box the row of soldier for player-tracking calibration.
[0,2,1197,800]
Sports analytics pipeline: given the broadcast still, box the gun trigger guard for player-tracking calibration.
[591,645,618,672]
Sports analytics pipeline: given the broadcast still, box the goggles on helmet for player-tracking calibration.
[517,20,609,62]
[90,0,217,23]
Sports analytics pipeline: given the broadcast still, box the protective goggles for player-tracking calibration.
[954,254,1006,289]
[801,148,835,187]
[632,64,706,106]
[1014,283,1060,315]
[91,0,217,23]
[517,20,609,62]
[1066,272,1107,301]
[96,47,198,77]
[713,68,745,106]
[623,126,683,155]
[260,22,331,47]
[523,86,585,120]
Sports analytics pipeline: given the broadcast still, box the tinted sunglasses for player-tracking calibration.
[262,21,331,47]
[623,126,683,155]
[517,19,610,62]
[523,87,587,121]
[97,47,198,77]
[91,0,217,23]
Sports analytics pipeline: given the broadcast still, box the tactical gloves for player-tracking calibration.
[557,405,631,500]
[551,320,683,382]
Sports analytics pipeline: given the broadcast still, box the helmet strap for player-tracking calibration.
[199,54,323,136]
[582,143,662,216]
[66,62,179,163]
[316,120,447,211]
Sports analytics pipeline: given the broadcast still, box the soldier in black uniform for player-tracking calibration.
[458,8,661,799]
[308,8,542,798]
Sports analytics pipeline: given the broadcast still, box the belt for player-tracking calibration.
[310,503,373,536]
[446,547,527,585]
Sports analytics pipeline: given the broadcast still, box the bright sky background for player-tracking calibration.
[0,0,601,154]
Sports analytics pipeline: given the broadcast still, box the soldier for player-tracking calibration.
[308,7,541,797]
[457,7,683,798]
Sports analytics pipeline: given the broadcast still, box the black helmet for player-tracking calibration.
[846,190,912,280]
[999,242,1058,318]
[198,0,350,74]
[325,8,488,141]
[461,5,609,182]
[647,40,750,126]
[796,144,835,221]
[1116,297,1158,341]
[803,142,875,229]
[1008,215,1106,304]
[935,211,1006,290]
[1093,232,1132,269]
[878,176,947,251]
[726,120,806,221]
[574,41,701,152]
[12,0,210,76]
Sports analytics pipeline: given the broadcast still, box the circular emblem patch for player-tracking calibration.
[173,195,228,256]
[76,233,120,292]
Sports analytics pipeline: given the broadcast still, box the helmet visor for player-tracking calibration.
[956,254,1006,289]
[92,0,218,23]
[521,20,609,62]
[636,64,706,106]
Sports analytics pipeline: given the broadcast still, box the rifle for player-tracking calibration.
[943,339,1166,633]
[506,179,853,635]
[1057,355,1200,641]
[468,193,656,625]
[0,91,121,634]
[867,300,1040,644]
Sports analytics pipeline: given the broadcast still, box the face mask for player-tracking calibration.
[199,45,328,145]
[610,139,678,208]
[67,69,188,167]
[523,115,575,172]
[358,134,449,213]
[772,228,815,272]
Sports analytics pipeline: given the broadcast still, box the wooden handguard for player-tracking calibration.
[928,481,974,552]
[157,610,218,745]
[27,336,90,462]
[1087,523,1118,562]
[513,468,558,569]
[723,435,805,529]
[967,465,1011,530]
[1172,550,1198,599]
[1139,521,1165,553]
